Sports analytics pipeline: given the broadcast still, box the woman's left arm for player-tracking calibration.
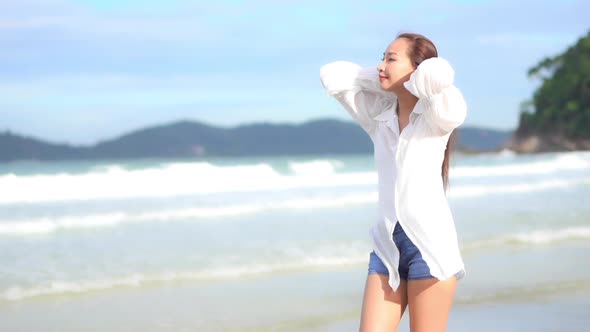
[403,58,467,133]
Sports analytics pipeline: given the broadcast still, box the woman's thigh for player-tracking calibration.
[359,274,407,332]
[407,277,457,332]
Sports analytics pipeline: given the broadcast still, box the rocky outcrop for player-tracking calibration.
[504,134,590,153]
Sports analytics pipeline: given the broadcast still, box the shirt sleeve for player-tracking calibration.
[421,85,467,133]
[320,61,395,138]
[403,58,467,133]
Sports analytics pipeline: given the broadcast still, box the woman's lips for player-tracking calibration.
[379,76,387,82]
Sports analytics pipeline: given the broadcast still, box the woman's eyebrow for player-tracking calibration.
[383,51,398,56]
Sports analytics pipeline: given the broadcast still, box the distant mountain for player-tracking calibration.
[0,119,512,161]
[0,131,88,161]
[455,126,512,152]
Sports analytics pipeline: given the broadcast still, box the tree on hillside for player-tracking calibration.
[517,30,590,139]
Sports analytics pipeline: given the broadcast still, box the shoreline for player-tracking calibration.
[2,264,589,332]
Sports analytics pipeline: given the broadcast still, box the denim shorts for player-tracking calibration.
[368,222,434,280]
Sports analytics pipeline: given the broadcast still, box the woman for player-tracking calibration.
[320,33,467,331]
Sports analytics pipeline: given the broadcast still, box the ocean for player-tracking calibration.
[0,150,589,331]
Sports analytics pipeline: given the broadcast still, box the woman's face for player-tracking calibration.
[377,38,416,94]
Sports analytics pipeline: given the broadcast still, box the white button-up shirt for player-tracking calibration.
[320,60,467,291]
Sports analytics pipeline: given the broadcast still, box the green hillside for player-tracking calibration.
[515,30,590,149]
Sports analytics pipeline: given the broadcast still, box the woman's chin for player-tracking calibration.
[380,82,395,93]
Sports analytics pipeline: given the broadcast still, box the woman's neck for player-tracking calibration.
[396,89,419,119]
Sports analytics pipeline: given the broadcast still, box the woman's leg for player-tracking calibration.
[407,277,456,332]
[359,274,407,332]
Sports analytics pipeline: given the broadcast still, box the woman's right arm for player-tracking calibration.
[320,61,395,138]
[402,58,467,134]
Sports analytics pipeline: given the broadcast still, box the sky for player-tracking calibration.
[1,0,588,145]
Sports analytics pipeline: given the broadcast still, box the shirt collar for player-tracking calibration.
[373,109,396,122]
[373,100,425,123]
[412,100,425,115]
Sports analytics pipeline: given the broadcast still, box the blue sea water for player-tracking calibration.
[0,150,589,331]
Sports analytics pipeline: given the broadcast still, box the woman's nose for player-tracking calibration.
[377,63,384,72]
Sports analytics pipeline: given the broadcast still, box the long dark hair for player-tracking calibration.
[397,32,456,190]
